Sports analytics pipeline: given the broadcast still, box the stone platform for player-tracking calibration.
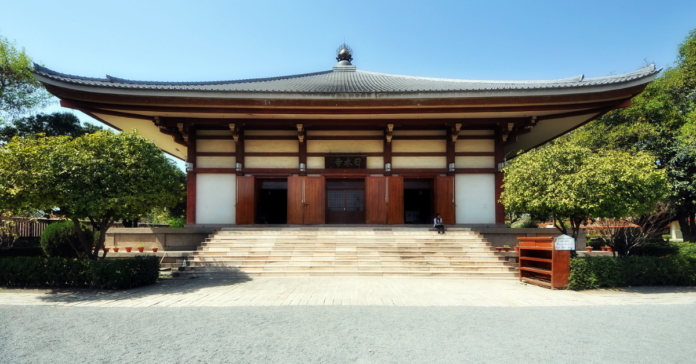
[179,227,518,278]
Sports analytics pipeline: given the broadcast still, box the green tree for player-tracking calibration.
[571,29,696,241]
[0,35,52,121]
[501,142,669,246]
[0,131,182,260]
[0,112,102,144]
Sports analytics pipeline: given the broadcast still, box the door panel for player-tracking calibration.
[236,176,255,224]
[303,176,325,224]
[387,176,404,224]
[365,177,387,224]
[435,176,456,224]
[287,176,304,224]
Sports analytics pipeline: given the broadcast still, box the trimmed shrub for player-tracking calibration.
[40,220,95,258]
[569,256,696,290]
[0,256,159,289]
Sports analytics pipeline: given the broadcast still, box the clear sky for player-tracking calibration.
[2,0,695,168]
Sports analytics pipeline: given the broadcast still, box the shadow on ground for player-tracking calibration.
[612,286,696,294]
[26,267,252,305]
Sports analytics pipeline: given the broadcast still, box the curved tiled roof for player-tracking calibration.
[32,63,660,94]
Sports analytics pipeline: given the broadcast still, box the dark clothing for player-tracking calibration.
[435,224,445,234]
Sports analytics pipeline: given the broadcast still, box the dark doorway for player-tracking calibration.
[257,179,288,224]
[404,179,433,224]
[326,179,365,224]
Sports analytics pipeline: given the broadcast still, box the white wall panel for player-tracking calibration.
[455,174,496,224]
[392,140,446,153]
[307,140,382,153]
[196,174,236,224]
[197,140,236,153]
[392,156,447,168]
[455,139,495,152]
[245,156,299,168]
[197,156,236,168]
[245,140,299,153]
[455,156,495,168]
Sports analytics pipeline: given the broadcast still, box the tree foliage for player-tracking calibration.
[0,112,102,144]
[501,142,669,244]
[571,29,696,241]
[0,34,52,121]
[0,131,182,259]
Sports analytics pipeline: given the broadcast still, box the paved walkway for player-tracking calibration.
[2,277,696,307]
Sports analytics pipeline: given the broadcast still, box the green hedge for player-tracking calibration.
[569,256,696,290]
[0,256,159,289]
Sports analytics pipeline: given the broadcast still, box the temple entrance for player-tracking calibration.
[326,179,365,224]
[256,179,288,224]
[404,179,433,224]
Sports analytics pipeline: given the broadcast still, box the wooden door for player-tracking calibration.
[236,176,255,224]
[287,176,304,224]
[387,176,404,224]
[303,176,325,224]
[435,176,456,224]
[365,177,387,224]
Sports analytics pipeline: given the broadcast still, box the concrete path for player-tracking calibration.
[2,277,696,307]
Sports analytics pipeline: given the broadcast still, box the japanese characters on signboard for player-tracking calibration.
[554,235,576,250]
[324,155,367,169]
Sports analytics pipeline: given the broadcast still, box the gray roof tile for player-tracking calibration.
[32,63,660,94]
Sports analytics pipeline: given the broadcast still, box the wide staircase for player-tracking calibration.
[179,227,518,278]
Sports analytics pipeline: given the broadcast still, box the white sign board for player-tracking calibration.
[554,235,575,250]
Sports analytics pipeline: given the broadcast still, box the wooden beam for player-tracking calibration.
[186,128,197,225]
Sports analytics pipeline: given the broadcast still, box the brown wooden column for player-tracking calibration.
[236,127,244,176]
[446,128,455,176]
[494,131,506,225]
[299,134,307,176]
[186,128,197,225]
[384,134,392,176]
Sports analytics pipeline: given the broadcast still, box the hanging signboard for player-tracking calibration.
[325,155,367,169]
[554,234,575,250]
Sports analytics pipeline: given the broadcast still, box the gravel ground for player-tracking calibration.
[1,304,695,364]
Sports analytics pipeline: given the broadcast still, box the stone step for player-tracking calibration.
[173,270,517,278]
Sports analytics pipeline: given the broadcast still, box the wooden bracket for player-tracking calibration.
[386,124,394,143]
[451,123,462,142]
[177,123,189,143]
[297,124,305,143]
[229,123,239,144]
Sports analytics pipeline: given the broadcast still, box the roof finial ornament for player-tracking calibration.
[336,43,353,65]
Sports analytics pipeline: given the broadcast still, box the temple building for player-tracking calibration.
[32,45,660,227]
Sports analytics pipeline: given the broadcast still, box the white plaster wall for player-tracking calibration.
[393,130,446,136]
[455,156,495,168]
[197,140,236,153]
[245,140,299,153]
[460,130,494,136]
[307,157,324,169]
[196,174,236,224]
[392,140,446,153]
[307,140,383,153]
[245,156,299,168]
[455,139,495,152]
[197,130,233,136]
[455,174,496,224]
[367,157,384,169]
[307,130,382,136]
[392,156,447,168]
[245,130,296,136]
[197,156,236,168]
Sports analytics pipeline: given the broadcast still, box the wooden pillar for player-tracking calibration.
[494,130,505,225]
[236,127,244,176]
[299,133,307,176]
[446,128,455,176]
[383,135,392,176]
[186,128,197,225]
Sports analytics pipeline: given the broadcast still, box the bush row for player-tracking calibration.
[569,256,696,290]
[0,256,159,290]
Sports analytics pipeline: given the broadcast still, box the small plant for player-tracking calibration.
[503,245,510,252]
[137,243,145,253]
[151,246,159,252]
[514,244,520,252]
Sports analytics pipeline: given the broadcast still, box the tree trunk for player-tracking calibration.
[677,213,695,243]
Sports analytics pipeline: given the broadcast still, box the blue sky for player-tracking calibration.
[2,0,695,168]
